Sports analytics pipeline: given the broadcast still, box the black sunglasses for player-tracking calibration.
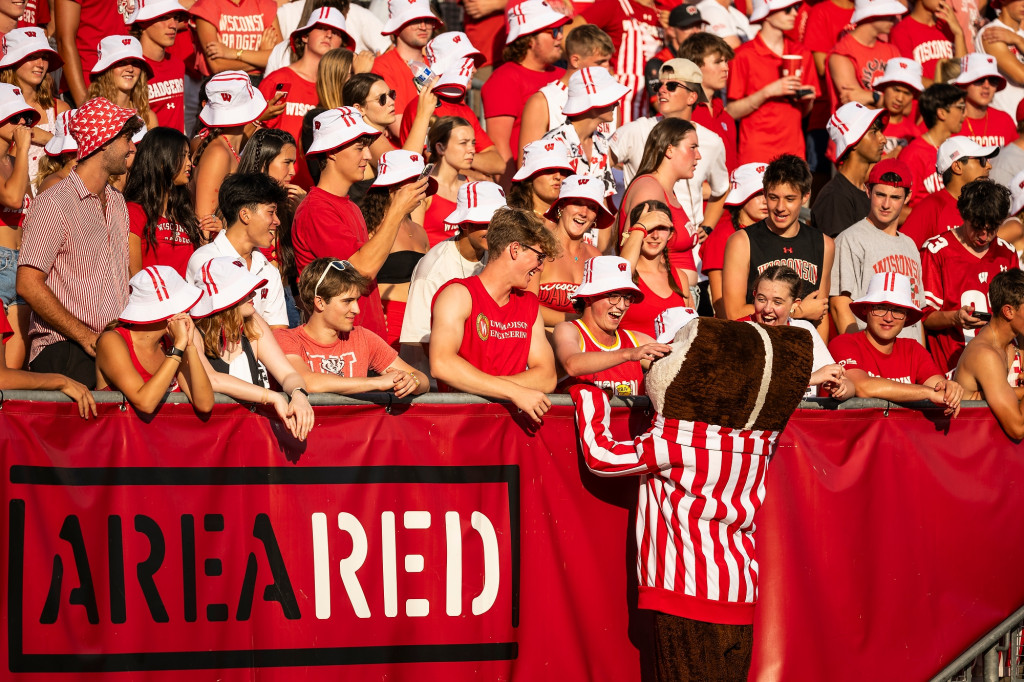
[647,80,692,95]
[369,89,397,106]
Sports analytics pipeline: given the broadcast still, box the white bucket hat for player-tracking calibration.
[513,138,574,181]
[120,265,203,324]
[936,135,999,173]
[44,108,78,157]
[950,53,1007,91]
[424,32,484,99]
[0,27,62,70]
[543,175,615,229]
[850,0,906,24]
[290,7,355,53]
[562,67,630,117]
[92,35,154,77]
[444,181,507,225]
[850,272,923,325]
[306,106,381,156]
[127,0,188,24]
[873,57,924,93]
[749,0,802,23]
[828,102,887,160]
[190,257,269,319]
[1009,169,1024,217]
[0,83,40,128]
[724,162,768,206]
[654,306,699,343]
[505,0,570,44]
[199,71,268,128]
[573,256,644,302]
[382,0,440,35]
[372,150,438,195]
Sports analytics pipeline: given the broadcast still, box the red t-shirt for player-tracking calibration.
[432,275,539,380]
[621,273,688,339]
[371,48,419,128]
[274,325,397,377]
[829,331,940,384]
[292,187,388,339]
[560,319,646,397]
[398,98,494,153]
[901,189,960,249]
[804,0,854,54]
[883,114,920,155]
[700,217,737,274]
[727,34,818,165]
[889,16,955,80]
[127,202,196,277]
[481,60,565,161]
[826,33,900,114]
[259,66,319,189]
[66,0,128,89]
[961,108,1018,148]
[146,54,186,132]
[17,0,50,27]
[692,99,738,172]
[921,230,1020,373]
[189,0,278,77]
[899,136,942,206]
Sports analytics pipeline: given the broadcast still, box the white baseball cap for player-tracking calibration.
[936,135,999,173]
[505,0,570,44]
[199,71,268,128]
[873,57,924,93]
[654,306,699,343]
[0,27,62,70]
[850,272,923,325]
[444,181,508,225]
[424,32,485,99]
[850,0,906,24]
[573,256,644,301]
[126,0,188,24]
[543,175,615,228]
[828,102,886,160]
[372,150,438,195]
[1008,169,1024,216]
[92,35,154,77]
[950,53,1007,91]
[190,257,269,319]
[382,0,440,35]
[749,0,802,23]
[120,265,203,324]
[562,67,630,117]
[513,138,574,181]
[44,108,78,157]
[0,83,40,128]
[306,106,381,156]
[290,7,355,53]
[724,162,768,206]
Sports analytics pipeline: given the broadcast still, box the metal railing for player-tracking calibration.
[932,605,1024,681]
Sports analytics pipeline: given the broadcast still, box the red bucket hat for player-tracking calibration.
[70,97,139,160]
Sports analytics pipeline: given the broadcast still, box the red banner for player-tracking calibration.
[2,400,1022,681]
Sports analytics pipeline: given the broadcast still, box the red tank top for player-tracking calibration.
[433,275,540,384]
[559,319,646,397]
[104,327,180,392]
[621,272,689,339]
[618,175,697,273]
[422,194,458,248]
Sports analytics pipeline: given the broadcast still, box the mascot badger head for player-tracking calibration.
[646,317,814,432]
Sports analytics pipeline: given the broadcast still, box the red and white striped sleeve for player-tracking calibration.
[18,196,69,273]
[569,384,659,477]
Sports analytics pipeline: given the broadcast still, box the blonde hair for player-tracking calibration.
[35,152,74,188]
[317,48,354,109]
[87,66,153,127]
[0,67,57,110]
[195,305,262,359]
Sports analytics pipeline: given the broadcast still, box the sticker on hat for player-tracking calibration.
[199,71,269,128]
[562,67,631,117]
[936,135,999,174]
[513,139,574,182]
[290,7,355,54]
[372,150,438,195]
[0,27,62,71]
[190,257,269,319]
[70,96,139,160]
[505,0,570,44]
[544,175,615,228]
[382,0,440,35]
[850,272,923,325]
[92,35,154,77]
[573,256,645,302]
[445,181,508,225]
[120,265,204,324]
[306,106,382,156]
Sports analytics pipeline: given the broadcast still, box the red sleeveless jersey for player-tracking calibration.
[562,319,646,397]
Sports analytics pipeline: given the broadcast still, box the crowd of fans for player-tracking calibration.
[0,0,1022,438]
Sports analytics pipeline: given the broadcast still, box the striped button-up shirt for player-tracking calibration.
[18,172,129,361]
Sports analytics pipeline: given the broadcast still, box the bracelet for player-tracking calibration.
[291,387,309,399]
[166,347,185,361]
[629,224,648,238]
[261,388,269,405]
[235,48,243,60]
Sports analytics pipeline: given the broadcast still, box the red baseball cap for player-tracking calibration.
[867,158,913,190]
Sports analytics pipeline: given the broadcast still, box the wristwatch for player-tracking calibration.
[166,347,185,359]
[291,387,309,399]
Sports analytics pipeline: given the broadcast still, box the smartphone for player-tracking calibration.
[973,311,992,322]
[417,163,434,181]
[275,82,288,100]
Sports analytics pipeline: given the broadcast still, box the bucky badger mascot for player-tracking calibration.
[569,317,813,682]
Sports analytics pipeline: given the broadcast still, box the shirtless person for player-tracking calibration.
[954,269,1024,440]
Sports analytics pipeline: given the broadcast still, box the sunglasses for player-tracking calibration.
[549,25,564,39]
[314,260,350,299]
[519,242,553,263]
[647,80,693,95]
[973,76,1003,87]
[369,89,397,107]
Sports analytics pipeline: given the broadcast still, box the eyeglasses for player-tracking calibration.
[869,305,907,320]
[949,102,967,112]
[314,260,350,299]
[647,80,692,95]
[605,292,636,306]
[549,25,564,39]
[519,242,552,263]
[370,89,397,106]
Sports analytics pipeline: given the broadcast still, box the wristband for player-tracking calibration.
[700,224,712,236]
[629,224,648,238]
[166,347,185,360]
[291,387,309,399]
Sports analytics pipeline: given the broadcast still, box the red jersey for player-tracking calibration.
[421,194,456,248]
[692,99,738,172]
[921,231,1020,372]
[560,319,646,397]
[127,203,196,277]
[700,217,737,274]
[901,189,960,249]
[17,0,50,27]
[66,0,128,89]
[145,54,185,132]
[189,0,278,77]
[259,67,319,189]
[398,98,494,153]
[803,0,854,54]
[371,48,419,126]
[432,275,539,379]
[292,187,387,339]
[889,16,955,80]
[621,274,689,339]
[481,60,565,160]
[961,108,1018,148]
[829,331,940,384]
[899,136,942,206]
[727,34,818,165]
[825,33,899,114]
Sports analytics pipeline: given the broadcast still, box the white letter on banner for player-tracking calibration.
[403,511,430,617]
[382,511,397,617]
[471,512,499,615]
[445,511,462,616]
[312,513,330,619]
[337,513,370,618]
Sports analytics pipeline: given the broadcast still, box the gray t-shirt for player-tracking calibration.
[830,218,924,341]
[990,142,1024,189]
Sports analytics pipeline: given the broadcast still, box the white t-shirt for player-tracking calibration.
[265,2,390,75]
[697,0,753,42]
[400,237,488,344]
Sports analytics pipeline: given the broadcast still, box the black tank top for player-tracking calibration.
[744,220,825,302]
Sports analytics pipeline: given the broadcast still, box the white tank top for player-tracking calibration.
[539,80,567,133]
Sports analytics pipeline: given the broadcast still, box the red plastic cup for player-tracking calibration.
[781,54,802,78]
